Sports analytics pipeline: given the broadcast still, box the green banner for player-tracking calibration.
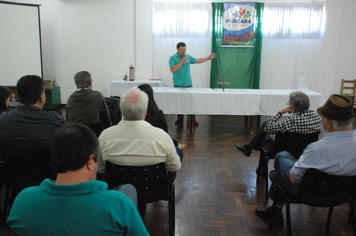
[210,2,264,89]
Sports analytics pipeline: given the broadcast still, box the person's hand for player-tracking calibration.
[278,107,295,114]
[209,53,217,60]
[181,56,188,64]
[178,143,186,150]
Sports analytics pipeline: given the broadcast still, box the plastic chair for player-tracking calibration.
[340,79,356,105]
[269,168,356,236]
[0,149,54,225]
[105,162,175,236]
[257,132,320,200]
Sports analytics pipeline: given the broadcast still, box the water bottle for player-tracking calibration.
[129,65,135,81]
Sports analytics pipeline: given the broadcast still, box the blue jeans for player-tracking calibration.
[115,184,138,208]
[268,151,300,205]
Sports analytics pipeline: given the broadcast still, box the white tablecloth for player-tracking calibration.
[151,88,325,116]
[107,79,163,96]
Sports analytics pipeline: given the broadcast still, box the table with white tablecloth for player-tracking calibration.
[151,88,325,133]
[107,79,163,97]
[106,85,325,133]
[152,88,324,115]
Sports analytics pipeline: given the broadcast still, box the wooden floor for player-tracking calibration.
[141,115,354,236]
[0,114,354,236]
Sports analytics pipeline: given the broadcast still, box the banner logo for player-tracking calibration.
[223,2,255,46]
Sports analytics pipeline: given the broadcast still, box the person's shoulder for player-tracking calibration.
[0,109,12,118]
[43,110,66,124]
[13,185,42,201]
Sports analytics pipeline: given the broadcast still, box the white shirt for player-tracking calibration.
[97,120,181,174]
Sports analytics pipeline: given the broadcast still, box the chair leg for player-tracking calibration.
[256,151,263,184]
[349,201,355,224]
[286,202,292,236]
[264,158,269,201]
[269,185,280,232]
[169,198,175,236]
[347,202,356,236]
[326,206,333,230]
[269,198,278,231]
[1,185,11,226]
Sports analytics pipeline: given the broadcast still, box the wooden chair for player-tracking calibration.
[341,79,356,105]
[105,162,175,236]
[269,168,356,236]
[0,149,54,225]
[257,132,320,200]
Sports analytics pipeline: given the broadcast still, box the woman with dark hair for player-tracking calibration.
[138,84,186,151]
[0,86,10,114]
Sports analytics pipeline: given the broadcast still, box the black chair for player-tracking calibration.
[257,132,320,200]
[0,149,54,225]
[269,168,356,236]
[105,162,175,236]
[105,96,122,125]
[84,123,104,137]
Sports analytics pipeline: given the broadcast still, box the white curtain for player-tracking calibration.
[152,3,212,88]
[260,3,326,95]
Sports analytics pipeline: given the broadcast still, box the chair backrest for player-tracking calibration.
[273,131,320,159]
[105,162,171,203]
[105,96,122,125]
[1,148,55,204]
[340,79,356,96]
[84,123,103,137]
[297,168,356,207]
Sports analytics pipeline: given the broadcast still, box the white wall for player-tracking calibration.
[3,0,356,103]
[326,0,356,97]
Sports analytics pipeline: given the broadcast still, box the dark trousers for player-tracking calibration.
[248,121,274,152]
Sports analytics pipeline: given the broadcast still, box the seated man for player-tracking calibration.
[255,94,356,224]
[66,71,111,129]
[97,88,181,180]
[7,123,149,236]
[0,75,66,153]
[235,91,322,162]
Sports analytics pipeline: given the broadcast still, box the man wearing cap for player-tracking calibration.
[255,94,356,224]
[66,71,111,130]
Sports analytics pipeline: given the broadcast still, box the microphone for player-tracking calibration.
[183,53,187,64]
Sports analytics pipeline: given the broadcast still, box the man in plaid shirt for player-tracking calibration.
[235,91,322,158]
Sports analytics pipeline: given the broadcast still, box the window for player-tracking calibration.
[262,3,325,39]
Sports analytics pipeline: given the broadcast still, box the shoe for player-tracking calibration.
[255,206,283,224]
[175,119,183,125]
[234,143,252,157]
[269,170,276,181]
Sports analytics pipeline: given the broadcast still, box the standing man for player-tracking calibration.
[66,71,112,130]
[169,42,217,125]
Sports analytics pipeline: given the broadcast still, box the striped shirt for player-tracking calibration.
[264,110,322,134]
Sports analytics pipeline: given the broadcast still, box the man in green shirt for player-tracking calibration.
[7,123,149,236]
[169,42,217,125]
